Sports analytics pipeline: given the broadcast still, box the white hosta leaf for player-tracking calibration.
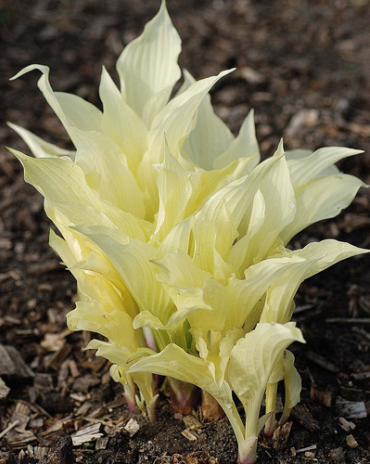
[67,302,137,347]
[49,228,77,267]
[154,146,193,241]
[261,239,368,324]
[190,150,283,275]
[158,276,230,334]
[183,156,257,219]
[181,71,234,170]
[225,255,307,333]
[213,110,260,170]
[230,151,295,269]
[187,279,230,333]
[136,69,234,219]
[156,216,193,255]
[8,122,75,160]
[260,258,316,325]
[156,249,211,290]
[99,66,147,172]
[293,239,369,278]
[228,323,305,411]
[86,339,154,369]
[12,150,149,240]
[11,65,102,147]
[248,153,295,262]
[50,228,140,324]
[192,199,238,276]
[226,189,265,274]
[116,0,181,125]
[76,231,174,326]
[281,350,302,417]
[155,250,222,328]
[280,173,365,244]
[286,147,363,185]
[75,140,145,218]
[149,69,234,159]
[128,343,235,409]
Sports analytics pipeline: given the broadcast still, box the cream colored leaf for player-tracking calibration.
[128,343,235,410]
[213,110,260,170]
[225,255,306,333]
[75,140,146,218]
[76,231,173,325]
[116,0,181,125]
[67,302,137,347]
[228,323,304,408]
[7,122,74,159]
[181,71,234,170]
[11,65,102,147]
[99,66,147,171]
[282,350,302,414]
[149,69,234,159]
[286,147,363,185]
[12,150,149,240]
[154,145,193,241]
[280,173,365,244]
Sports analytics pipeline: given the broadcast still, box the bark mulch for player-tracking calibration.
[1,1,370,462]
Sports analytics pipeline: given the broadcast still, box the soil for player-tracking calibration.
[1,1,370,463]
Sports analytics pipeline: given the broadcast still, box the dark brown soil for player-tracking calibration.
[1,1,370,463]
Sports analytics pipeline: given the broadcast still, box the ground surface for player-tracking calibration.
[1,0,370,463]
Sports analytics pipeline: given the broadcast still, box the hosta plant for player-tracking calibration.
[9,1,367,463]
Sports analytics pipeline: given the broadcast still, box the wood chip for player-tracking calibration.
[41,333,66,352]
[336,398,367,419]
[182,415,202,430]
[5,429,36,449]
[68,359,81,378]
[124,418,140,438]
[0,377,10,399]
[0,421,19,440]
[34,373,54,392]
[181,429,197,441]
[0,344,34,378]
[95,436,109,450]
[310,386,332,407]
[76,401,92,417]
[47,344,72,371]
[40,415,73,436]
[72,423,103,446]
[338,417,356,432]
[73,374,100,392]
[11,412,29,433]
[346,434,358,448]
[26,445,48,460]
[328,447,346,464]
[351,371,370,380]
[39,436,74,464]
[291,404,320,432]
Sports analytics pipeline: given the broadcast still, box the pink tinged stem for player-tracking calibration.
[143,327,157,351]
[123,386,137,412]
[167,377,200,415]
[237,437,258,464]
[264,383,278,436]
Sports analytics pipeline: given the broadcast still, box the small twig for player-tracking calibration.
[296,444,317,453]
[82,416,116,428]
[326,318,370,324]
[0,420,19,439]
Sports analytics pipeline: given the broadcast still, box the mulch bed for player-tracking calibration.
[1,1,370,462]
